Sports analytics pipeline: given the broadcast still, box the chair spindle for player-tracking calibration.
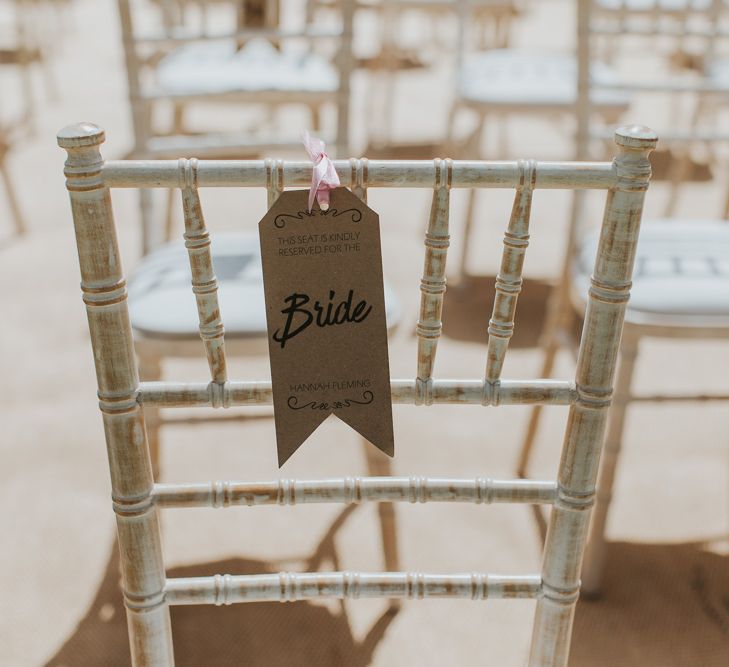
[485,159,535,383]
[179,158,228,384]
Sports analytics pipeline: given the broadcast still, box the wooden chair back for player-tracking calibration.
[58,121,656,666]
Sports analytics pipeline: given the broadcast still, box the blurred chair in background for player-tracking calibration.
[516,0,729,596]
[361,0,525,148]
[0,0,62,129]
[0,0,73,237]
[0,121,25,236]
[447,0,632,277]
[59,119,656,667]
[117,0,355,252]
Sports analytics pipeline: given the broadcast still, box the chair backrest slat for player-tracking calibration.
[485,158,535,383]
[416,158,452,390]
[179,157,228,383]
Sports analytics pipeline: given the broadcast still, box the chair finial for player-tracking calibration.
[57,122,105,149]
[614,125,658,150]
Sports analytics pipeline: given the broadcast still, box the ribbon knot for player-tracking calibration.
[303,131,340,212]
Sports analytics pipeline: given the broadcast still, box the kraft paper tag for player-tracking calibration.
[259,187,395,466]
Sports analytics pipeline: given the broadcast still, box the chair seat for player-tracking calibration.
[704,57,729,91]
[458,49,631,110]
[155,39,339,96]
[574,220,729,321]
[128,233,401,340]
[596,0,714,10]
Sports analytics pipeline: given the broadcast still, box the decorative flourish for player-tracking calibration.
[274,209,317,229]
[330,208,362,223]
[274,207,362,228]
[287,391,374,411]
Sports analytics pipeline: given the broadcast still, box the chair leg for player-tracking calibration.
[362,438,401,610]
[138,353,163,479]
[0,156,26,236]
[581,334,639,597]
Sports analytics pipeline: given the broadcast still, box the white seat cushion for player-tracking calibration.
[705,57,729,91]
[155,39,339,96]
[596,0,714,11]
[458,49,631,110]
[574,220,729,319]
[128,233,401,339]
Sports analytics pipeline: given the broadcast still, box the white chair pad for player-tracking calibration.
[458,49,631,109]
[155,39,339,96]
[574,220,729,318]
[705,57,729,91]
[596,0,713,11]
[128,233,401,339]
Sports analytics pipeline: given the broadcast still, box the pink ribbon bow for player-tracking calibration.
[303,131,340,212]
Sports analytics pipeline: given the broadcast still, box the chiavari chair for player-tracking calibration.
[59,120,656,665]
[117,0,355,252]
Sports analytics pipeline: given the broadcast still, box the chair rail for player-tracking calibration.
[153,477,558,508]
[165,571,543,605]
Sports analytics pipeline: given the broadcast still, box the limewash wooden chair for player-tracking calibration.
[59,121,655,666]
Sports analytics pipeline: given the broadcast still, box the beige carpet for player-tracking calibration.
[44,537,729,667]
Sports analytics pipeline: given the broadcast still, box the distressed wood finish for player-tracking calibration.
[485,159,535,382]
[138,378,579,407]
[153,477,558,507]
[61,122,655,665]
[58,123,174,667]
[166,571,542,605]
[0,126,26,235]
[416,158,452,386]
[178,158,228,384]
[529,127,656,666]
[103,159,617,190]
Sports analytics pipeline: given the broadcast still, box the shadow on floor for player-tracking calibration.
[570,540,729,666]
[45,545,397,667]
[44,537,729,665]
[441,275,553,347]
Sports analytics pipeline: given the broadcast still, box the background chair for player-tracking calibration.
[516,0,729,596]
[0,122,25,236]
[59,120,655,666]
[1,0,67,236]
[446,0,633,278]
[117,0,355,252]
